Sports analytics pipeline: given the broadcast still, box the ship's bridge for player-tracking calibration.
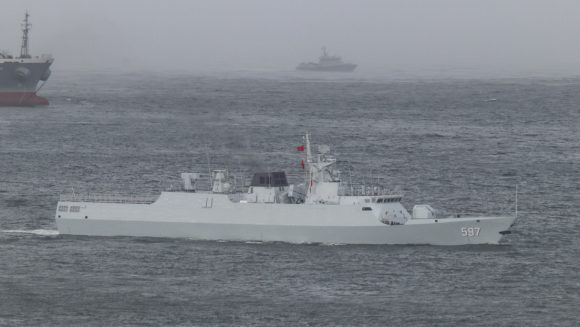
[250,172,288,188]
[245,172,299,204]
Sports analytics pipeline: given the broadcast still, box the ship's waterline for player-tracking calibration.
[0,91,49,106]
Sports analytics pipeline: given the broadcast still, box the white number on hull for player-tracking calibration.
[461,227,480,237]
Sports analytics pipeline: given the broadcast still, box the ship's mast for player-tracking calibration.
[302,133,341,204]
[305,132,312,164]
[321,46,327,57]
[20,12,31,59]
[304,132,313,193]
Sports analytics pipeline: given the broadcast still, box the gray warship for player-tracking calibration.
[296,47,357,72]
[0,12,53,106]
[55,133,515,245]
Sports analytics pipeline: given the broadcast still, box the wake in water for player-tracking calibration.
[1,229,59,236]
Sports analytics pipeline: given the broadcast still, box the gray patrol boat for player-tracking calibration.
[297,47,357,72]
[0,12,53,106]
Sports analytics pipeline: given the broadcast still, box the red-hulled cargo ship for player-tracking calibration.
[0,12,53,107]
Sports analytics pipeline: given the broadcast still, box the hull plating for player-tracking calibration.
[0,60,52,106]
[55,193,514,245]
[0,91,48,106]
[56,218,512,245]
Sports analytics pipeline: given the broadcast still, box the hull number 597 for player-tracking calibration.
[461,227,480,237]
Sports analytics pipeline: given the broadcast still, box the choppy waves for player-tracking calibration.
[0,73,578,326]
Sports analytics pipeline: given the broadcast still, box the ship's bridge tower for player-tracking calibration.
[319,46,341,63]
[304,133,341,204]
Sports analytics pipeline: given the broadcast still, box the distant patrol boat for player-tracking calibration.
[55,134,515,245]
[296,47,357,72]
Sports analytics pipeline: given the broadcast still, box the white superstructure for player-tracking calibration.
[55,134,516,245]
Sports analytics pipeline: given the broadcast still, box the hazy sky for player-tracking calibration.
[2,0,580,76]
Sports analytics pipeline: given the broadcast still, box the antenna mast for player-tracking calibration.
[304,132,313,194]
[20,12,31,58]
[206,148,213,191]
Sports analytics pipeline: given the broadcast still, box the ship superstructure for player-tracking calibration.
[0,12,53,106]
[55,134,516,245]
[296,47,357,72]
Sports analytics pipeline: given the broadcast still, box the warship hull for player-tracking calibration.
[56,192,515,245]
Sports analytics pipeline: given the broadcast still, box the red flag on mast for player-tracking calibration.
[296,145,305,152]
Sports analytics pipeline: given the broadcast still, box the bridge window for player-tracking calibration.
[58,205,68,212]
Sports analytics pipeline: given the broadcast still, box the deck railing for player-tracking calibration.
[57,172,401,204]
[172,173,401,198]
[337,183,401,197]
[59,193,158,204]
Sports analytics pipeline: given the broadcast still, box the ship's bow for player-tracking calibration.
[0,57,53,106]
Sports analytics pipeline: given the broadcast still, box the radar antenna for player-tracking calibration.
[20,12,32,59]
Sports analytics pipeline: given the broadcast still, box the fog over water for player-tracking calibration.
[3,0,580,77]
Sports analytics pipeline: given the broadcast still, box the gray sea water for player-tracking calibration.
[0,71,579,326]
